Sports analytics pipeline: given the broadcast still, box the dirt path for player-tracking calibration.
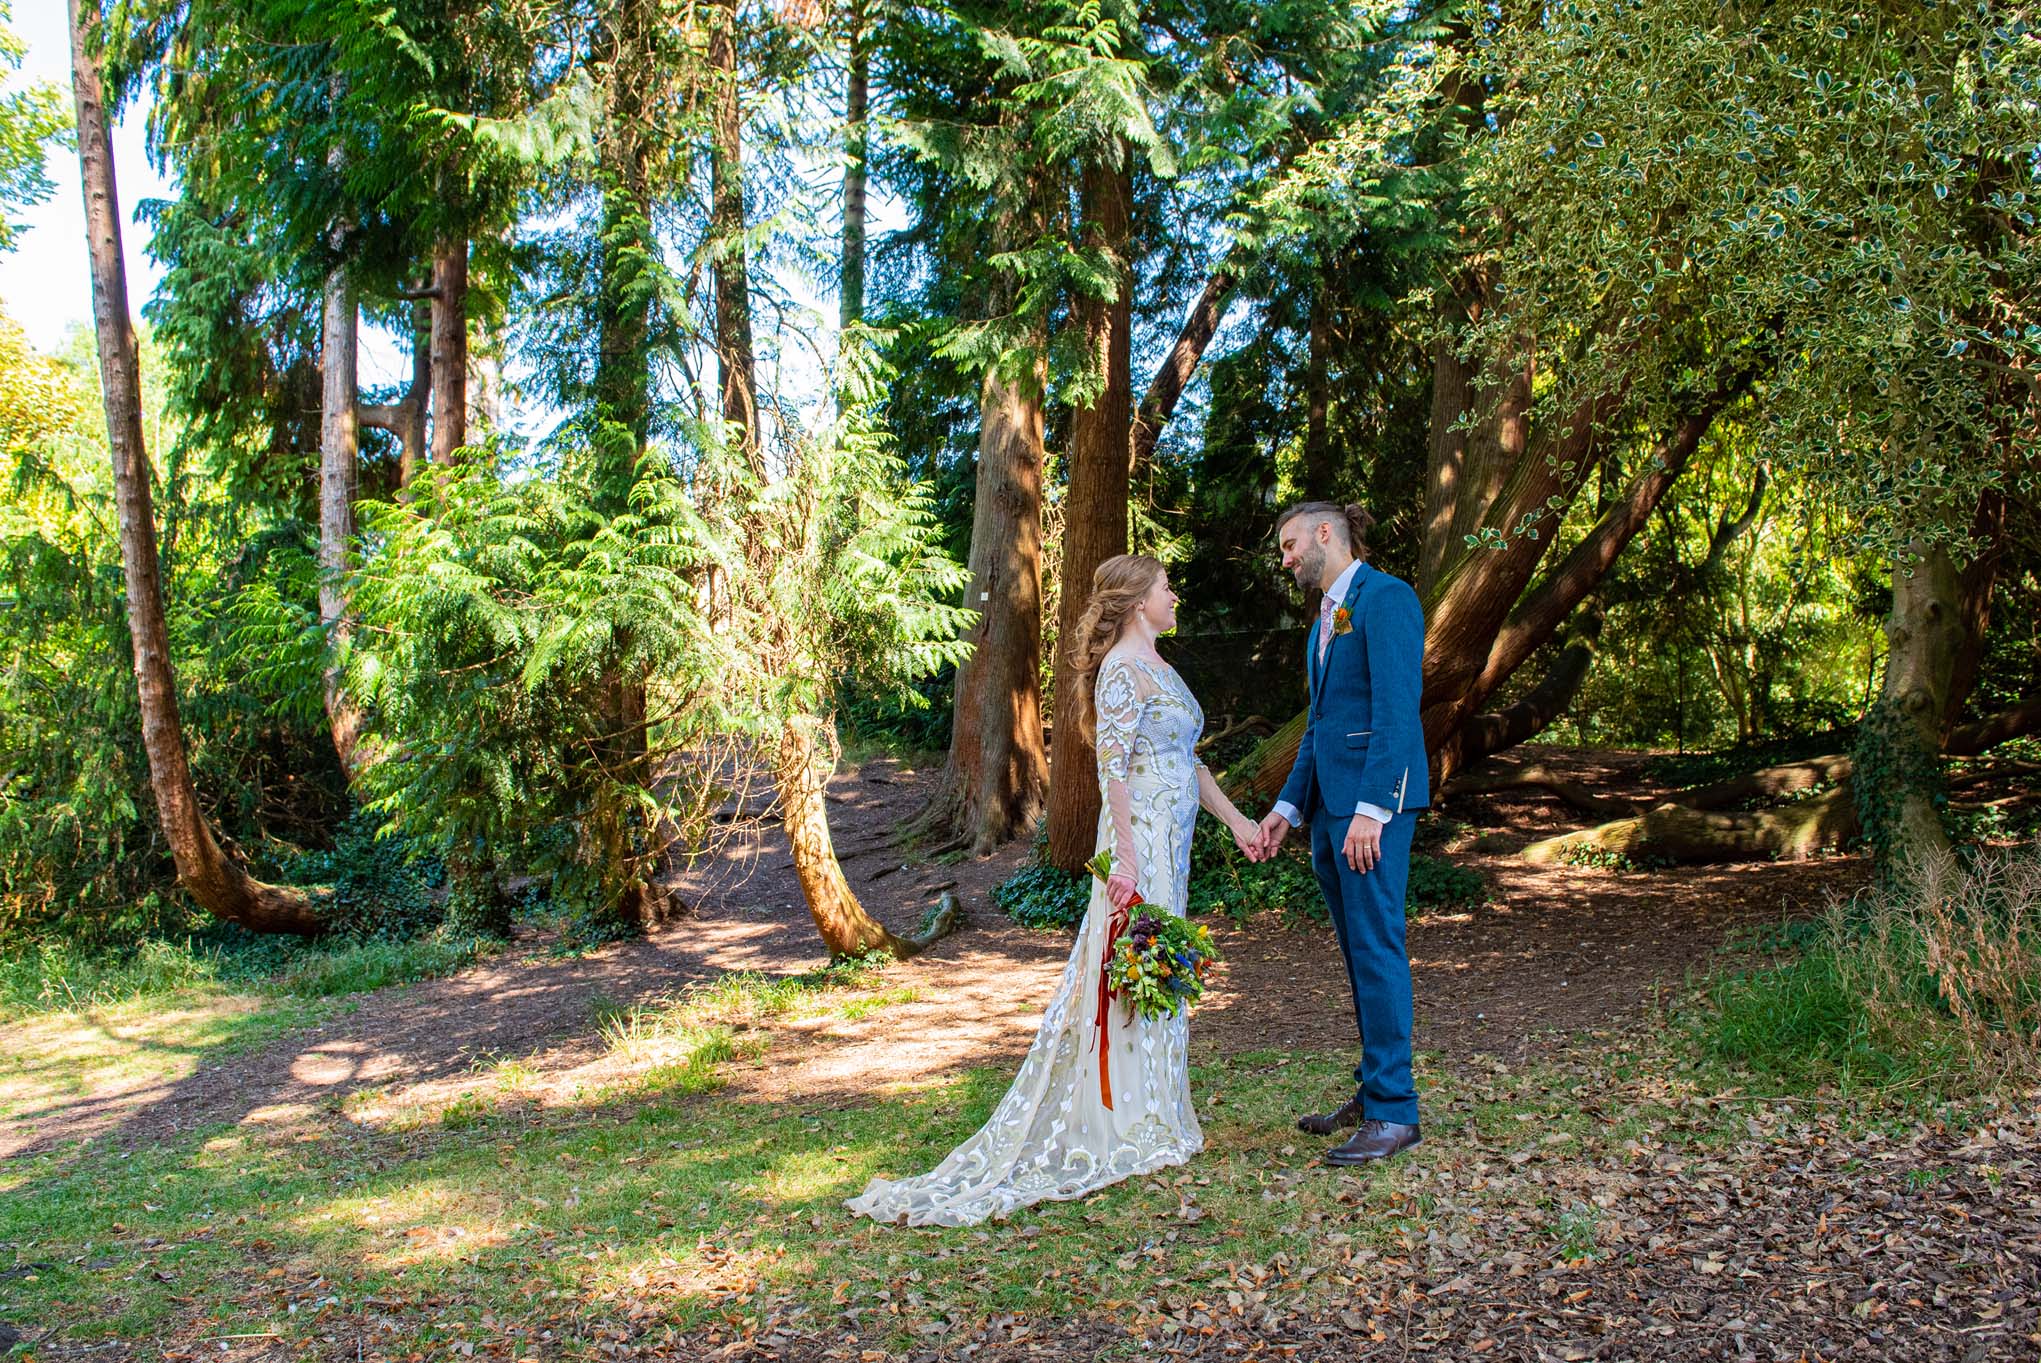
[5,747,1867,1158]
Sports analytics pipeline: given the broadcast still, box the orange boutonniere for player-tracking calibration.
[1331,606,1354,636]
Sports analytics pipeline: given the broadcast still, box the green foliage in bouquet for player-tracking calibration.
[1078,850,1221,1020]
[1104,911,1221,1022]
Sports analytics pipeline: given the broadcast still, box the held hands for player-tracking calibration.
[1343,813,1384,874]
[1251,811,1292,862]
[1227,815,1261,862]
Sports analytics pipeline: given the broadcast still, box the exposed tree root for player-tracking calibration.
[1523,786,1858,865]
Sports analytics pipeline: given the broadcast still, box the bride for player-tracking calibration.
[847,554,1263,1227]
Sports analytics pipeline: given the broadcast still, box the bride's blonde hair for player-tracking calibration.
[1066,554,1165,745]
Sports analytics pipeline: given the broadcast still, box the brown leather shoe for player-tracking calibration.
[1324,1120,1420,1166]
[1296,1093,1365,1137]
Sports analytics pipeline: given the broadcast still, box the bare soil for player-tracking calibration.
[6,744,1868,1159]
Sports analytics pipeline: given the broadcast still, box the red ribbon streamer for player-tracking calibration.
[1095,896,1133,1111]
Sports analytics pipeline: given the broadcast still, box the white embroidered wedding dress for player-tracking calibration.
[846,654,1207,1227]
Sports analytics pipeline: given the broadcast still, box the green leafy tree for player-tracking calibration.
[1460,0,2041,860]
[0,0,69,251]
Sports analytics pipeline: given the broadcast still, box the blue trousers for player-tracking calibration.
[1309,810,1419,1126]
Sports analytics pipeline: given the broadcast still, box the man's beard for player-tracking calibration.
[1292,544,1326,592]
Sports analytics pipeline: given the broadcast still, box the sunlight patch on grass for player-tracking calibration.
[0,990,338,1125]
[0,1025,1866,1359]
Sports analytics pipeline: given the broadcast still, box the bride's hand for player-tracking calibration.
[1106,872,1140,910]
[1227,815,1260,861]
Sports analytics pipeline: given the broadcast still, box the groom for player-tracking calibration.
[1252,501,1428,1166]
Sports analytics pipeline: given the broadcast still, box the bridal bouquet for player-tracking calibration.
[1085,851,1222,1021]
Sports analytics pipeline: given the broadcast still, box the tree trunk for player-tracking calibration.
[1945,488,2006,732]
[1674,754,1855,810]
[588,0,666,929]
[1522,786,1858,866]
[594,2,653,453]
[1443,600,1605,773]
[920,346,1051,852]
[776,716,915,958]
[430,237,469,463]
[1445,764,1637,821]
[1858,541,1967,862]
[710,0,760,473]
[1129,264,1236,480]
[356,300,430,495]
[69,0,324,935]
[1045,153,1133,871]
[1947,697,2041,756]
[839,0,867,333]
[318,260,368,778]
[1416,280,1532,601]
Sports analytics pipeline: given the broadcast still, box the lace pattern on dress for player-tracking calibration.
[844,654,1205,1228]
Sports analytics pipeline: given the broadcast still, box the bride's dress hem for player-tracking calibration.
[844,1137,1203,1229]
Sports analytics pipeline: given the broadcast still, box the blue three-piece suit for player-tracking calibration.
[1273,562,1429,1126]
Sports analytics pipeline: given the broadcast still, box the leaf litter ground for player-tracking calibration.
[2,749,2035,1360]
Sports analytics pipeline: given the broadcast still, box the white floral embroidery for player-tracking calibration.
[846,656,1206,1227]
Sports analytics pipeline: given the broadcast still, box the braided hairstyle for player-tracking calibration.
[1065,554,1165,745]
[1274,500,1375,562]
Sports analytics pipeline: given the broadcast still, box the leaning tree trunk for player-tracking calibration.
[709,0,892,943]
[1130,262,1238,481]
[1044,153,1134,872]
[776,717,915,957]
[69,0,324,934]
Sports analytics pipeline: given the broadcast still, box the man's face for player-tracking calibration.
[1278,518,1328,592]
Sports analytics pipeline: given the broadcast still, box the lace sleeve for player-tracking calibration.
[1093,658,1144,783]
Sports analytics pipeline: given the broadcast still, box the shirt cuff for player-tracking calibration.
[1270,800,1301,826]
[1354,801,1393,825]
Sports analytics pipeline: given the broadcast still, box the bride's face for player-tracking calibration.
[1137,571,1179,635]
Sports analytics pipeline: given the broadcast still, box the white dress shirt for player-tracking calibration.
[1272,558,1393,829]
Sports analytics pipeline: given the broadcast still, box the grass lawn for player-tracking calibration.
[1,946,2030,1361]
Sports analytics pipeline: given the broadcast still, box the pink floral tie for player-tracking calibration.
[1318,593,1337,664]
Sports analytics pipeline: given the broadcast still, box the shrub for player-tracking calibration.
[993,860,1090,930]
[1407,854,1488,910]
[1699,844,2041,1096]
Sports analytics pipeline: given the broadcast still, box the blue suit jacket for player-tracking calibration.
[1277,563,1430,821]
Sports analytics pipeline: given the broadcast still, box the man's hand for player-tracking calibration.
[1343,813,1384,874]
[1106,872,1141,911]
[1254,811,1292,862]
